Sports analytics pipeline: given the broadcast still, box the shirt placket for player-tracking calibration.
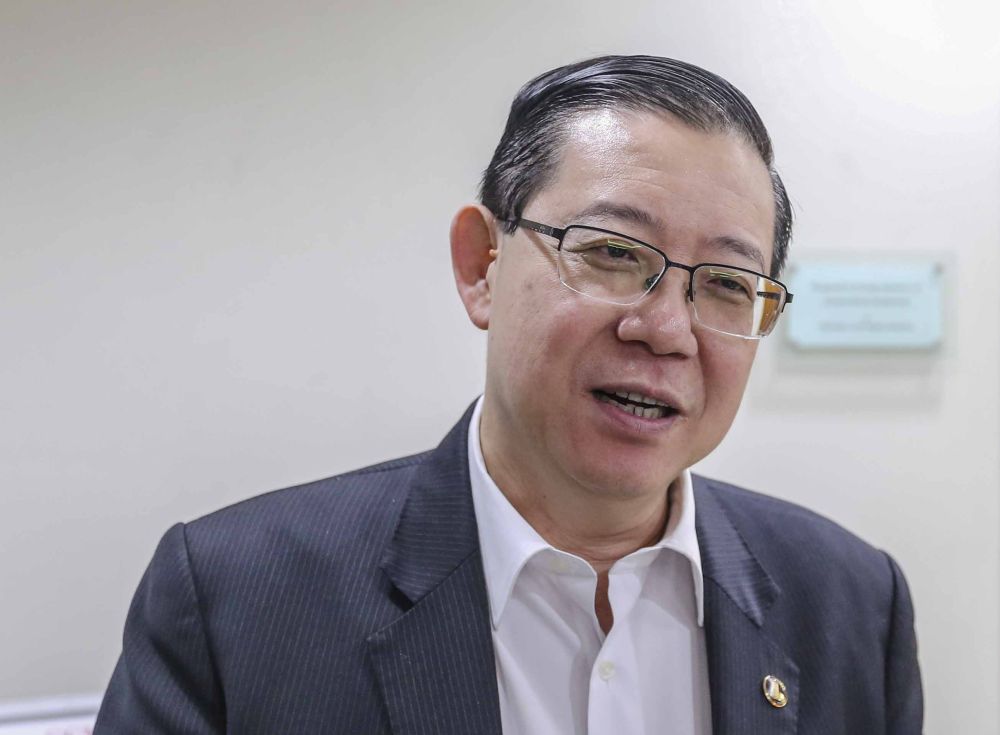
[585,553,658,735]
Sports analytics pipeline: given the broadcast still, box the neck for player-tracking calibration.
[478,400,672,574]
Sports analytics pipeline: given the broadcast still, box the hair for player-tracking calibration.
[479,55,793,277]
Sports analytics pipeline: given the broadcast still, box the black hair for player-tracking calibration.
[479,55,792,277]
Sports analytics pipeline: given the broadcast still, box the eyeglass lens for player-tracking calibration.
[556,226,785,338]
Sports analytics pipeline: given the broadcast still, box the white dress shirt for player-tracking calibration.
[468,397,712,734]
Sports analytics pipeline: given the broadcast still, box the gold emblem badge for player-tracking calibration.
[762,674,788,708]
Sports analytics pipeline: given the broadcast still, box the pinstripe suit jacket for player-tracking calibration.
[95,405,923,734]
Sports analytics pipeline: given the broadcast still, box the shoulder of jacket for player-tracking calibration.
[192,450,431,523]
[696,474,895,587]
[176,450,435,566]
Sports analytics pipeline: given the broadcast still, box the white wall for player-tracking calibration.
[2,1,997,731]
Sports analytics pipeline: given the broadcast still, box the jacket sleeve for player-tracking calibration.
[94,523,225,734]
[884,553,923,734]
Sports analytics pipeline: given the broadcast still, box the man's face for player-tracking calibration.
[479,109,776,499]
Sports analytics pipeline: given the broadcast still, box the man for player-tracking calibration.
[95,56,922,734]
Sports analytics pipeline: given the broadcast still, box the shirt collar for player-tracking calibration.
[467,395,705,629]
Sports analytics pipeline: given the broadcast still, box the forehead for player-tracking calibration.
[536,108,776,267]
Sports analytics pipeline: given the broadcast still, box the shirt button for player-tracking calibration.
[597,661,616,681]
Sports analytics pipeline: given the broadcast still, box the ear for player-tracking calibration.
[450,204,499,330]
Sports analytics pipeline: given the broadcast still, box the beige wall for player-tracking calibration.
[2,1,997,731]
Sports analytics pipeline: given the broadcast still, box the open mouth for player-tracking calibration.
[593,389,678,420]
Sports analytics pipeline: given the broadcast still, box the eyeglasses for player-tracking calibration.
[506,218,793,339]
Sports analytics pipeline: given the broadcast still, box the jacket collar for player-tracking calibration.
[371,407,797,734]
[370,402,503,735]
[693,476,780,627]
[381,405,779,615]
[694,476,800,733]
[378,401,482,606]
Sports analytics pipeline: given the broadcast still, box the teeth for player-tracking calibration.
[597,390,673,419]
[612,390,670,408]
[622,402,666,419]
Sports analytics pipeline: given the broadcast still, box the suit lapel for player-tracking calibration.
[369,405,502,735]
[695,477,800,734]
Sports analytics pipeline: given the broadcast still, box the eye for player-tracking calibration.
[559,229,659,279]
[579,238,640,261]
[716,276,749,293]
[699,268,756,303]
[581,238,643,266]
[604,242,634,259]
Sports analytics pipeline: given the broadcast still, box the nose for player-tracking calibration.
[615,269,699,357]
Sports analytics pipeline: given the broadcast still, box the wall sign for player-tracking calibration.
[785,261,943,350]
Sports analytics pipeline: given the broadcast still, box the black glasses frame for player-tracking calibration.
[507,217,793,331]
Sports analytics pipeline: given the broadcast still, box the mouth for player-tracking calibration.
[592,389,679,420]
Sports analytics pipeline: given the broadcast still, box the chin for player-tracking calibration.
[568,453,681,499]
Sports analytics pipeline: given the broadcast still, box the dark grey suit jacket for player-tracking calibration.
[95,405,923,733]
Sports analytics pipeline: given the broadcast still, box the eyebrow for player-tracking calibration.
[707,235,767,273]
[572,201,667,233]
[570,200,767,273]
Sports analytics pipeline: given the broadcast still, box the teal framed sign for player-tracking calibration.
[785,261,944,350]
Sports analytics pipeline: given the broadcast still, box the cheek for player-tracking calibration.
[492,282,601,397]
[518,298,583,380]
[699,338,757,419]
[490,274,557,381]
